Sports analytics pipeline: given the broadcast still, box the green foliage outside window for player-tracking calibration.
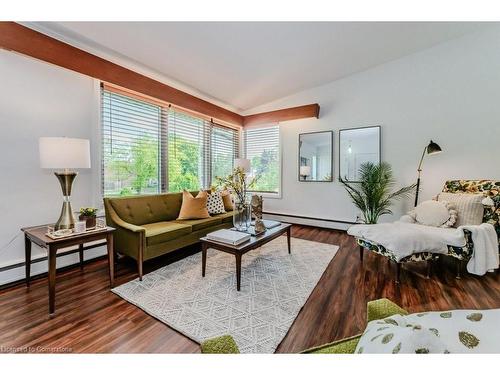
[250,149,279,193]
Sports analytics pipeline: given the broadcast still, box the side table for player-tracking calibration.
[21,225,115,315]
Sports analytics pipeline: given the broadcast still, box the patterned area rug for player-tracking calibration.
[112,236,338,353]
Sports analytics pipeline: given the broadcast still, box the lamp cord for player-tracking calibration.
[0,232,23,254]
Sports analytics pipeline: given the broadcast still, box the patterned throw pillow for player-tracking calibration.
[206,191,226,215]
[356,309,500,353]
[355,314,448,354]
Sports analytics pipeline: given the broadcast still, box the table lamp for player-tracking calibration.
[300,165,311,181]
[234,158,251,172]
[39,137,91,230]
[415,140,442,206]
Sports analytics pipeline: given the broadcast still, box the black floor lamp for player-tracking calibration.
[415,140,442,207]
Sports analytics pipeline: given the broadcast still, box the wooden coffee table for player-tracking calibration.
[200,223,292,291]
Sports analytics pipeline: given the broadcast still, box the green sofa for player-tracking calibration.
[200,298,408,354]
[104,192,233,280]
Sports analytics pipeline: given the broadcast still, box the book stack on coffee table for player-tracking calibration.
[206,229,251,246]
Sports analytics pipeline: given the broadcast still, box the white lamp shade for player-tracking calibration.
[300,165,311,176]
[234,158,251,172]
[39,137,91,169]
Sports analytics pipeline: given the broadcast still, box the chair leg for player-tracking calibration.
[456,258,462,280]
[426,260,432,279]
[395,262,401,284]
[359,245,364,261]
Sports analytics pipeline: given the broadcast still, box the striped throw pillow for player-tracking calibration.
[437,192,484,227]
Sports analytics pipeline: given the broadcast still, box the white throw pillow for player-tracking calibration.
[408,200,457,228]
[437,192,484,227]
[355,314,448,354]
[206,191,226,215]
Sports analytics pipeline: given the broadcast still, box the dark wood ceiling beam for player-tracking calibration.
[0,22,320,127]
[0,22,244,125]
[243,103,320,127]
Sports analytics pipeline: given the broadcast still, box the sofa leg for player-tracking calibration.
[395,262,401,284]
[359,245,364,261]
[137,259,143,281]
[426,260,432,279]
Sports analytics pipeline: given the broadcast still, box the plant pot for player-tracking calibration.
[79,215,96,230]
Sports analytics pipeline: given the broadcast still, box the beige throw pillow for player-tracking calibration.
[437,192,484,227]
[221,190,234,211]
[177,191,210,220]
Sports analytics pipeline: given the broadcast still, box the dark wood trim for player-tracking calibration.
[0,22,243,126]
[243,104,320,127]
[263,211,355,225]
[0,22,323,128]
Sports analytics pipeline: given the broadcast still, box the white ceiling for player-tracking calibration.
[35,22,487,112]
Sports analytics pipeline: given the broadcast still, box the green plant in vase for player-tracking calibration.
[79,207,98,229]
[340,162,416,224]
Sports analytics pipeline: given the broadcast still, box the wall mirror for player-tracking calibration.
[339,126,381,182]
[298,131,333,182]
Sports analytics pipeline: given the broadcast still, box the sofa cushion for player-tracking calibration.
[142,221,192,246]
[108,192,184,225]
[213,211,234,224]
[176,216,223,231]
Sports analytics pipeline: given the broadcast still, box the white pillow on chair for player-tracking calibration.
[408,200,457,228]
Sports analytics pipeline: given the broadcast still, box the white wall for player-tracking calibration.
[250,27,500,229]
[0,51,104,285]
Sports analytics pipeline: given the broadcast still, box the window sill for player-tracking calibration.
[249,192,282,200]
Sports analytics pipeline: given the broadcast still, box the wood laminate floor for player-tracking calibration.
[0,225,498,353]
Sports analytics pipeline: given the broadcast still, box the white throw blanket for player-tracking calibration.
[462,224,499,275]
[348,221,499,275]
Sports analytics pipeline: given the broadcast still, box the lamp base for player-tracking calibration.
[55,199,75,230]
[54,172,77,230]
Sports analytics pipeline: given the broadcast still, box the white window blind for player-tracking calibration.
[211,124,239,185]
[167,109,211,192]
[244,125,280,194]
[101,89,164,196]
[101,86,240,196]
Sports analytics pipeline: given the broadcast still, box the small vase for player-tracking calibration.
[79,215,96,230]
[233,199,251,232]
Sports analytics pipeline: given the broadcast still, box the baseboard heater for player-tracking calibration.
[262,211,355,225]
[0,242,106,275]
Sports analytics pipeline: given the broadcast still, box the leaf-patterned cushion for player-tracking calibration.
[355,308,500,353]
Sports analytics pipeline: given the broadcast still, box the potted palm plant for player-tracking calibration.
[79,207,98,229]
[340,162,416,224]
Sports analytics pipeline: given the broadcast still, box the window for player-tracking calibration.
[167,109,210,192]
[211,125,239,184]
[101,86,239,196]
[101,90,163,196]
[244,125,281,194]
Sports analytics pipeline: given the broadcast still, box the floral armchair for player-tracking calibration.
[356,180,500,283]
